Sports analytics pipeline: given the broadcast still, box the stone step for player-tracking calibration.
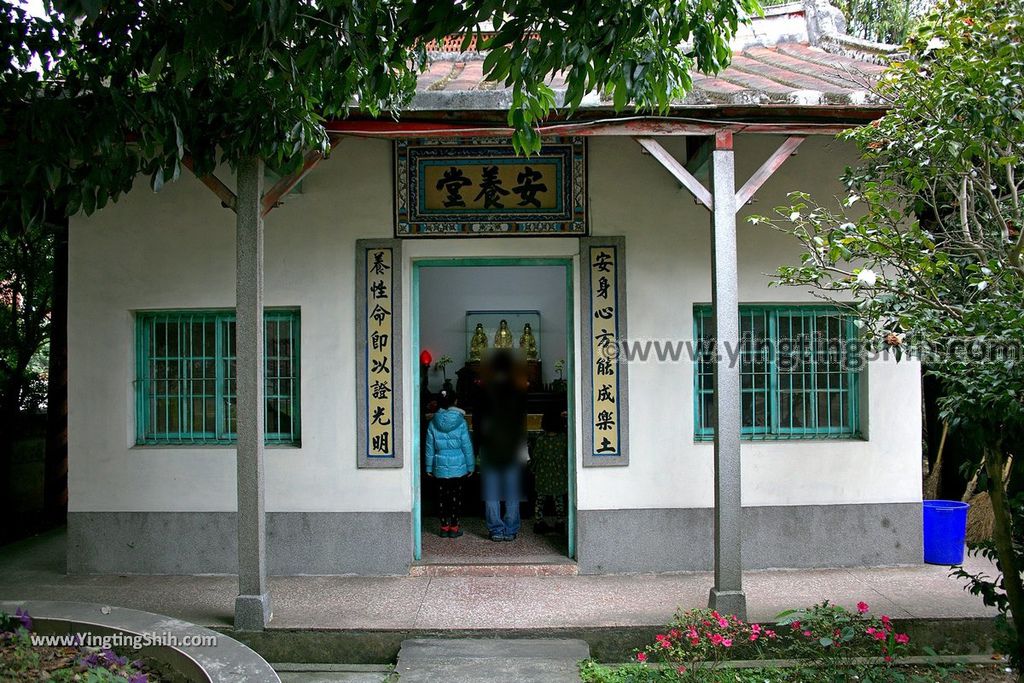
[409,561,579,577]
[396,638,590,683]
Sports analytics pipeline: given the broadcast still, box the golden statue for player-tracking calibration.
[469,323,488,362]
[494,319,514,348]
[519,323,538,361]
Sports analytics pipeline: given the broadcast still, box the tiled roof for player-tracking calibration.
[408,42,885,111]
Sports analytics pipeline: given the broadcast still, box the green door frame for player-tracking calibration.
[411,257,577,561]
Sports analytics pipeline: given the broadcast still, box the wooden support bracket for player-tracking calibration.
[182,135,342,216]
[636,134,806,214]
[261,135,342,217]
[735,136,804,207]
[182,155,237,212]
[634,136,714,210]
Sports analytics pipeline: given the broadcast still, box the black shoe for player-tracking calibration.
[503,533,517,542]
[489,534,506,542]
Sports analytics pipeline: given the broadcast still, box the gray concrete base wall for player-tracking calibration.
[67,511,412,576]
[68,504,920,576]
[576,503,922,574]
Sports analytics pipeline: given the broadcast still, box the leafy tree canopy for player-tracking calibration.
[0,0,757,229]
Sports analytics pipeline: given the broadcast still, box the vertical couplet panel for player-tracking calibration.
[580,236,629,467]
[356,239,404,468]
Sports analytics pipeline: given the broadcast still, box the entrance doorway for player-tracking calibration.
[412,258,576,565]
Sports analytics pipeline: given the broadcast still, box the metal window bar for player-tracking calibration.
[135,309,301,445]
[693,305,860,441]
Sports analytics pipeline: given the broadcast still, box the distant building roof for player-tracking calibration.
[406,1,896,114]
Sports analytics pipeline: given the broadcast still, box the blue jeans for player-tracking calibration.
[481,465,521,537]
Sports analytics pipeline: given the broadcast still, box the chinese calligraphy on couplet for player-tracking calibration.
[366,248,394,458]
[590,246,620,457]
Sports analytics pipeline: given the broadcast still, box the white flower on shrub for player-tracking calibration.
[856,268,878,286]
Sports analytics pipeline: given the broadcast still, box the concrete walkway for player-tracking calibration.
[395,638,589,682]
[0,529,997,631]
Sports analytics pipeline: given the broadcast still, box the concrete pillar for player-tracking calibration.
[234,155,271,630]
[707,131,747,619]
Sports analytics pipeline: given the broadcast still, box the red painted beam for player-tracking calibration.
[322,117,862,139]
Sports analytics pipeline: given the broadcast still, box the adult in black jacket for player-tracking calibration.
[474,350,528,541]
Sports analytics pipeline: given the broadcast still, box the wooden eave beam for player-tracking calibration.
[635,136,714,210]
[182,155,237,211]
[323,117,865,139]
[261,135,342,217]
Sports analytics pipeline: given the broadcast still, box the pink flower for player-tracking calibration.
[711,611,720,619]
[636,652,647,663]
[751,623,762,633]
[749,633,759,641]
[710,633,724,646]
[881,615,892,632]
[765,630,777,639]
[669,629,681,640]
[721,638,733,647]
[717,618,729,628]
[790,621,801,630]
[872,630,886,641]
[677,666,687,675]
[803,630,812,637]
[884,655,892,663]
[857,601,869,614]
[660,640,671,649]
[895,633,909,645]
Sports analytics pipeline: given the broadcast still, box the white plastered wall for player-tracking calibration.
[68,133,921,518]
[578,135,921,511]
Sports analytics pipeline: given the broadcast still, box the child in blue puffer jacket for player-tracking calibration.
[425,390,475,538]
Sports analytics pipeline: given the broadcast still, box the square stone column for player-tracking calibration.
[234,155,271,630]
[707,131,746,619]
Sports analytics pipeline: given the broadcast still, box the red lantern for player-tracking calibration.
[419,349,433,366]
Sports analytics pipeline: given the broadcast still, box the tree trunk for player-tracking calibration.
[44,218,68,528]
[985,447,1024,665]
[0,393,19,544]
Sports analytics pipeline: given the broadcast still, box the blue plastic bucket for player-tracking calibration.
[922,500,970,565]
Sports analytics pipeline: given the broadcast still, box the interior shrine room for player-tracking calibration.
[416,263,573,565]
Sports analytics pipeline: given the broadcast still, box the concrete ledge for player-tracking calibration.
[577,502,922,573]
[223,617,995,665]
[1,599,280,683]
[67,511,412,576]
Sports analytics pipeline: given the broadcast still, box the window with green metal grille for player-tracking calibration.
[135,309,301,445]
[693,305,860,440]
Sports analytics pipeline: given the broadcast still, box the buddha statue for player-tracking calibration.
[519,323,538,361]
[494,319,514,349]
[469,323,488,362]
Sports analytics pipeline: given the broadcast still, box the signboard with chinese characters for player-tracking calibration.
[356,240,403,468]
[581,237,629,467]
[395,137,587,237]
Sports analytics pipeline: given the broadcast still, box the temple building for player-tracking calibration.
[66,1,922,626]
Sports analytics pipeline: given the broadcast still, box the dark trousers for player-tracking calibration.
[437,476,465,528]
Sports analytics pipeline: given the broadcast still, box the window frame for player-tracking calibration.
[134,308,301,446]
[693,304,860,441]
